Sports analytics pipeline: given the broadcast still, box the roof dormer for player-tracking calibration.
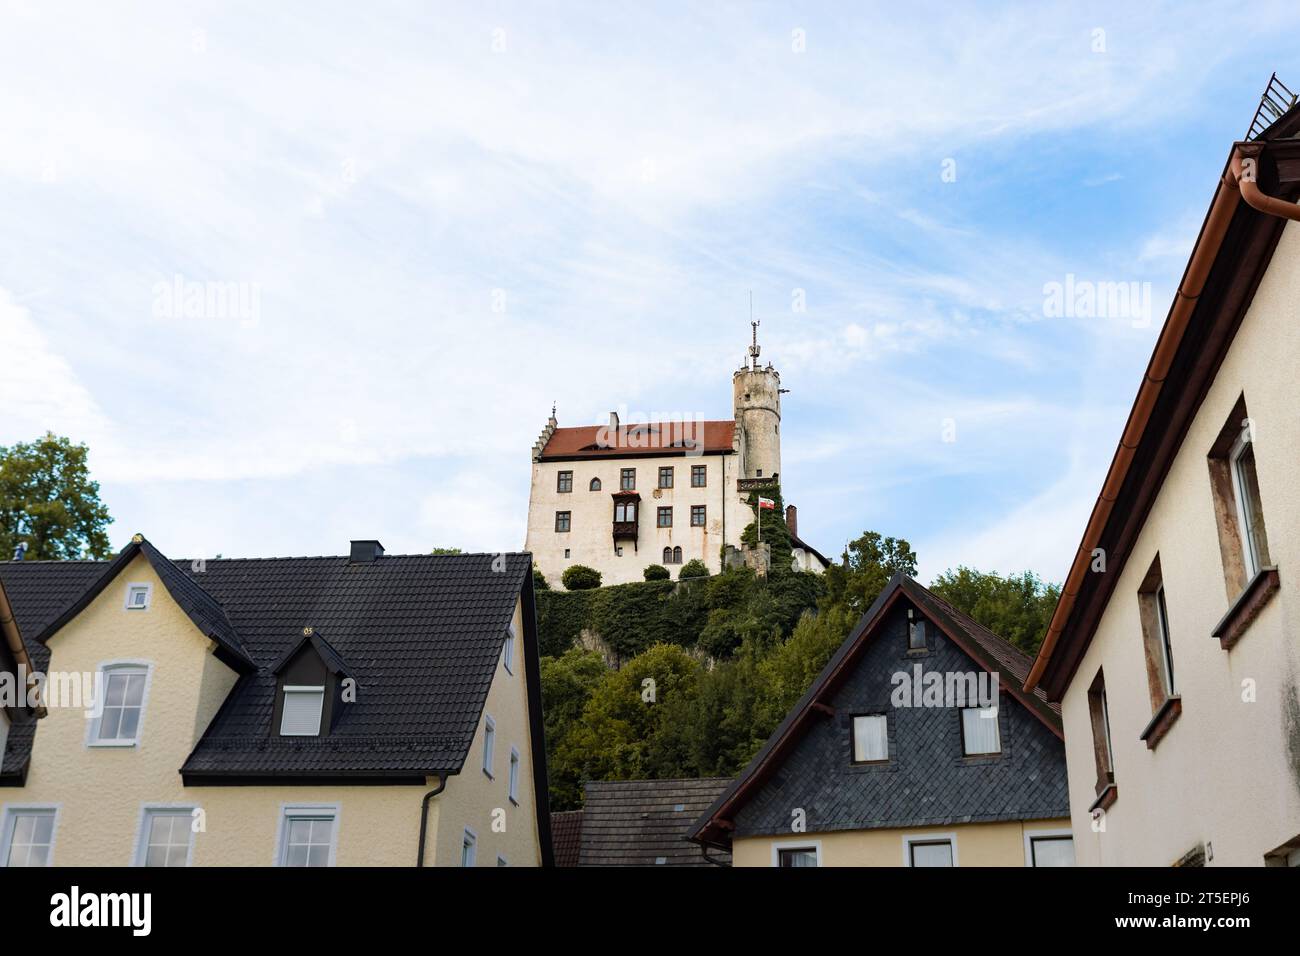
[270,627,353,738]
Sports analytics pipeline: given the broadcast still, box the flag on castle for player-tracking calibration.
[757,497,776,510]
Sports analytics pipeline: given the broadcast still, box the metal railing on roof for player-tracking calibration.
[1246,73,1297,141]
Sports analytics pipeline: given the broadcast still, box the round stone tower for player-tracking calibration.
[733,321,782,480]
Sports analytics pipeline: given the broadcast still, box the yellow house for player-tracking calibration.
[1025,91,1300,867]
[691,574,1073,866]
[0,535,552,867]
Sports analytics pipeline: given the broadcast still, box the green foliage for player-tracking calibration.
[821,531,917,616]
[929,566,1061,655]
[550,644,700,808]
[0,433,112,560]
[561,564,602,591]
[643,564,670,581]
[430,547,463,555]
[532,565,550,591]
[539,648,608,808]
[677,558,709,579]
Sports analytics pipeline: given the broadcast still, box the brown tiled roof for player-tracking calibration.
[539,420,735,461]
[579,778,732,866]
[550,810,584,868]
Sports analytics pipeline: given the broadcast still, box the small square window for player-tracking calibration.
[620,469,636,491]
[564,548,571,559]
[555,511,571,533]
[557,470,573,493]
[124,584,151,610]
[961,706,1001,755]
[657,507,673,528]
[658,467,674,489]
[279,808,336,867]
[691,465,707,488]
[280,686,324,736]
[851,714,888,763]
[137,809,196,867]
[690,505,706,527]
[2,809,57,867]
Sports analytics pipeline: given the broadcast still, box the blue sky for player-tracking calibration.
[2,1,1297,581]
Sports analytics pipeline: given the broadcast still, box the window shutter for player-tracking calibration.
[280,687,325,736]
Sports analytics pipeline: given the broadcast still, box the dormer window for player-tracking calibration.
[124,583,152,610]
[280,686,325,736]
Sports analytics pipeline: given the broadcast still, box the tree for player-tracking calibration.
[561,565,602,591]
[0,433,112,560]
[539,648,608,808]
[532,565,550,591]
[643,564,670,581]
[821,531,917,616]
[430,546,462,555]
[678,558,709,580]
[930,567,1061,655]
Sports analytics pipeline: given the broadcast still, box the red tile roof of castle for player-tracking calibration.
[538,420,736,461]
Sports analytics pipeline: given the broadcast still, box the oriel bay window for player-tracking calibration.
[612,492,640,551]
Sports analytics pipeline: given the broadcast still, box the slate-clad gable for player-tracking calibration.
[731,602,1069,837]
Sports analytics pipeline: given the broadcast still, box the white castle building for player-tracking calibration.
[525,325,828,588]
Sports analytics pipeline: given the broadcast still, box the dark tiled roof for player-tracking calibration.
[539,421,735,460]
[0,545,533,780]
[693,574,1066,848]
[580,778,732,866]
[550,810,584,868]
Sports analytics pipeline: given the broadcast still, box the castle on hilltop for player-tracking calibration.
[524,324,828,588]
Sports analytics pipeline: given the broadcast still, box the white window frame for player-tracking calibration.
[482,715,496,778]
[851,713,889,763]
[279,685,326,737]
[0,804,60,867]
[0,709,9,774]
[1230,431,1264,578]
[503,623,516,675]
[509,746,521,804]
[275,804,339,867]
[461,827,477,867]
[904,832,958,867]
[1023,828,1075,867]
[960,705,1002,756]
[133,804,197,867]
[123,582,152,610]
[86,660,153,749]
[770,839,822,867]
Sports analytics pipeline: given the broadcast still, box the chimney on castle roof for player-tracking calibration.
[785,504,797,538]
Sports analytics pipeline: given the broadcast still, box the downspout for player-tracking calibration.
[416,773,447,867]
[1026,140,1300,693]
[699,843,730,867]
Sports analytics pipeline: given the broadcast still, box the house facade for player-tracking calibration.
[0,536,552,867]
[1025,104,1300,867]
[524,325,828,587]
[692,575,1072,866]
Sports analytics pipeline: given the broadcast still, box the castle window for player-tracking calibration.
[557,471,573,493]
[657,507,672,528]
[756,469,763,478]
[620,468,636,491]
[614,501,636,522]
[555,511,571,532]
[672,546,682,564]
[691,505,706,527]
[658,467,674,489]
[589,477,601,491]
[663,547,672,564]
[691,465,706,487]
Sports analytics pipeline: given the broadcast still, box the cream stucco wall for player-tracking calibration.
[731,818,1073,867]
[1060,221,1300,867]
[1,555,543,867]
[524,453,752,587]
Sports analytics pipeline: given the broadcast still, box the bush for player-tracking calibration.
[562,564,602,591]
[643,564,670,581]
[533,566,550,591]
[678,558,709,580]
